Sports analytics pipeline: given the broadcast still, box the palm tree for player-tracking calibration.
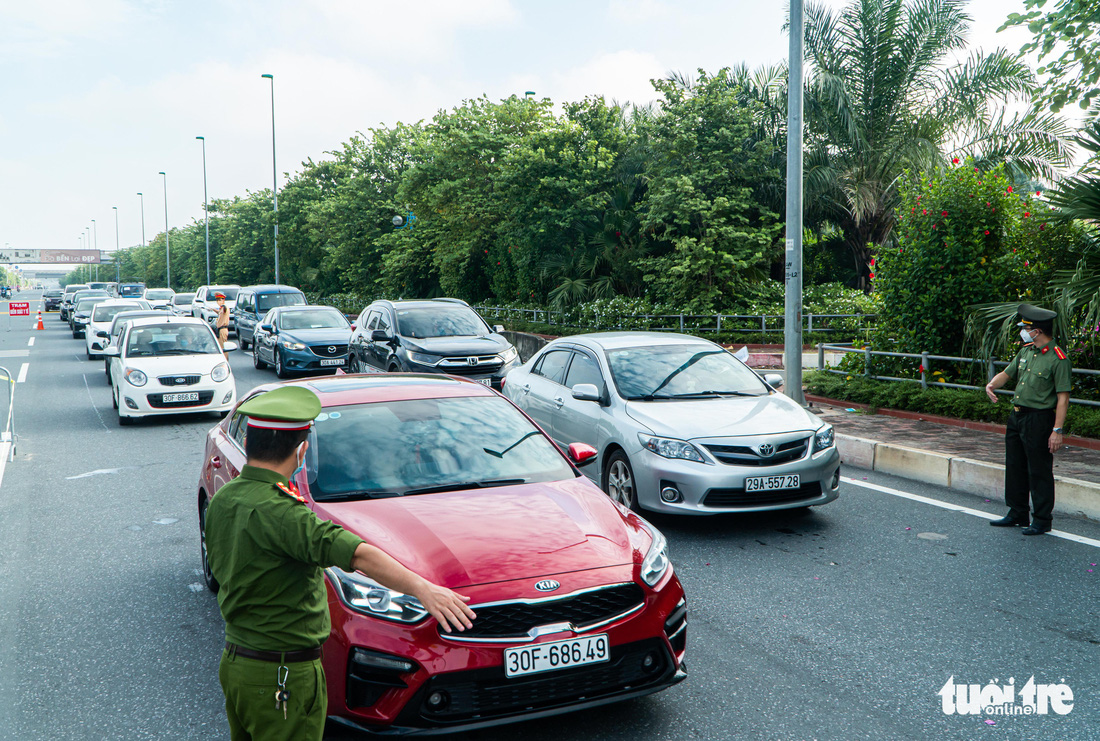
[803,0,1073,289]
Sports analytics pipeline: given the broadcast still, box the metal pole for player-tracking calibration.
[159,172,170,288]
[113,207,120,282]
[91,219,98,281]
[197,136,210,284]
[262,74,279,284]
[138,192,147,285]
[784,0,806,404]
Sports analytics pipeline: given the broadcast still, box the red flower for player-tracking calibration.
[1007,186,1013,193]
[1024,212,1030,218]
[941,210,948,216]
[974,168,980,172]
[496,261,501,265]
[911,207,916,213]
[984,230,990,235]
[918,364,925,373]
[917,196,921,201]
[932,223,938,229]
[868,272,875,279]
[922,209,928,215]
[952,157,960,164]
[1036,190,1041,196]
[986,202,991,206]
[870,258,875,266]
[484,249,489,254]
[615,231,621,237]
[1025,260,1030,266]
[1040,223,1046,231]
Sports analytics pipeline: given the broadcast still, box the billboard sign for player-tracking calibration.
[0,249,100,264]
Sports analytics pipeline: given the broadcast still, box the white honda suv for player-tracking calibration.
[106,316,237,426]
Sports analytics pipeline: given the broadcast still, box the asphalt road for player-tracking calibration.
[2,291,1099,741]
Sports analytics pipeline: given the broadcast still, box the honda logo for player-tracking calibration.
[534,579,560,592]
[467,356,479,366]
[757,443,775,457]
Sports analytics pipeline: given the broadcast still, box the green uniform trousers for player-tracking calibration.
[218,649,327,741]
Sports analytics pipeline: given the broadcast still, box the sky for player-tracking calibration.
[0,0,1036,268]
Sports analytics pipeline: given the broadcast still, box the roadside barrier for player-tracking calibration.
[0,365,16,461]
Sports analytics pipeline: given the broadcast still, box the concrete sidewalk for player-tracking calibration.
[812,399,1100,521]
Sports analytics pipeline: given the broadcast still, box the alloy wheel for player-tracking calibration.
[606,457,635,509]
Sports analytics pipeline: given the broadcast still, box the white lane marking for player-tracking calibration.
[0,442,9,489]
[16,363,27,383]
[82,374,110,432]
[842,476,1100,550]
[66,468,123,480]
[27,337,34,347]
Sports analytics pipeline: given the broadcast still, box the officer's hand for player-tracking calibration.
[417,583,476,633]
[985,384,998,403]
[1049,431,1063,454]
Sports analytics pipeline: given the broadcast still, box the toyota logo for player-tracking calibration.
[758,443,775,457]
[534,579,560,592]
[327,346,336,354]
[468,356,479,366]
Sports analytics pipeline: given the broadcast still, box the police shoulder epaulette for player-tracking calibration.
[1054,346,1068,360]
[275,481,306,503]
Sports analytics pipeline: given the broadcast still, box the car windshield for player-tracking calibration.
[126,324,220,356]
[173,294,195,305]
[278,308,348,330]
[45,291,62,297]
[75,297,110,312]
[210,287,239,300]
[258,292,305,312]
[395,307,487,339]
[606,344,768,399]
[93,304,144,322]
[118,285,144,297]
[145,290,174,300]
[306,396,574,500]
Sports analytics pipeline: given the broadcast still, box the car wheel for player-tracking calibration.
[348,353,360,373]
[239,336,249,351]
[112,386,118,409]
[199,499,220,594]
[275,349,289,379]
[253,345,267,369]
[388,363,400,373]
[87,351,95,361]
[603,451,638,511]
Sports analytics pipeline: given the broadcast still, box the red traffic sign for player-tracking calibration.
[9,302,29,317]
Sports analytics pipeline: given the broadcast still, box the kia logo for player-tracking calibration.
[534,580,560,592]
[468,356,479,366]
[176,378,186,384]
[758,443,775,457]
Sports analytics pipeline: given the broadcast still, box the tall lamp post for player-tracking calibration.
[261,73,280,284]
[137,192,147,285]
[783,0,806,405]
[196,136,211,285]
[85,226,91,282]
[113,206,121,282]
[91,219,98,281]
[159,172,170,288]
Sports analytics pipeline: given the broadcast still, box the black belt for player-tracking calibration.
[225,642,322,663]
[1013,405,1054,414]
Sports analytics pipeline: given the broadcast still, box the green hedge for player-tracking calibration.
[805,371,1100,440]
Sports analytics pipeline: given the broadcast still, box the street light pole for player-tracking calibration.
[113,206,121,282]
[261,73,280,284]
[137,192,147,284]
[159,171,170,288]
[196,136,211,285]
[783,0,806,405]
[91,219,98,281]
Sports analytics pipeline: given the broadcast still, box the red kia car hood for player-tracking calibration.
[314,477,639,588]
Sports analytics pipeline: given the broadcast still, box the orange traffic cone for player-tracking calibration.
[35,311,43,331]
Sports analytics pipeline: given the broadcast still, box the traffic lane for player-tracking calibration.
[0,317,227,740]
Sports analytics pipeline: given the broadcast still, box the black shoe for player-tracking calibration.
[1022,524,1051,536]
[990,514,1029,527]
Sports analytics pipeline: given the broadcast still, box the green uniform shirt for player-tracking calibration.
[1004,342,1072,409]
[205,465,364,651]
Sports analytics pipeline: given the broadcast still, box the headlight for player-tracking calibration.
[813,424,835,453]
[499,346,519,364]
[325,568,429,623]
[406,351,439,366]
[638,433,708,463]
[210,362,230,382]
[640,523,671,587]
[124,368,147,387]
[280,339,306,350]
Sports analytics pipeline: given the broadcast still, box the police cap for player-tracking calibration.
[1016,304,1056,334]
[236,385,322,430]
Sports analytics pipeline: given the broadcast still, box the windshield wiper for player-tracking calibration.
[403,478,527,496]
[625,393,676,401]
[155,349,207,355]
[667,390,762,398]
[317,490,398,502]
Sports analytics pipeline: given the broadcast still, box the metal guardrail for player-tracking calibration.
[817,343,1100,408]
[475,306,875,335]
[0,365,15,459]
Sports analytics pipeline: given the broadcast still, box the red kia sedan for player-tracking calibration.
[197,373,687,735]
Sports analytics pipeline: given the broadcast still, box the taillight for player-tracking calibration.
[500,376,506,388]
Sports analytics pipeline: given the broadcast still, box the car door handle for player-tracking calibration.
[211,456,222,469]
[521,383,530,395]
[553,396,564,408]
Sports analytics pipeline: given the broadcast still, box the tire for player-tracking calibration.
[275,349,289,379]
[348,353,360,374]
[239,336,249,351]
[87,352,95,361]
[72,330,79,339]
[112,387,118,409]
[199,499,220,594]
[253,345,267,369]
[603,450,638,511]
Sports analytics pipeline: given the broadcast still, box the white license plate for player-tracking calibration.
[319,358,345,366]
[504,634,609,678]
[475,378,492,386]
[745,474,800,492]
[162,392,200,403]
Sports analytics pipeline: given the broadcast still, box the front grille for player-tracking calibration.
[157,374,201,387]
[704,481,823,507]
[418,638,671,722]
[448,583,645,640]
[309,344,348,358]
[435,356,503,376]
[147,390,214,408]
[705,437,810,467]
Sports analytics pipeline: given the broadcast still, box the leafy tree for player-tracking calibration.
[1001,0,1100,112]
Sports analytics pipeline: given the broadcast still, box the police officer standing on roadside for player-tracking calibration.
[984,304,1072,535]
[204,385,475,740]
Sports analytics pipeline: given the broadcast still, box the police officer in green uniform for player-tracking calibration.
[205,385,476,740]
[984,304,1072,535]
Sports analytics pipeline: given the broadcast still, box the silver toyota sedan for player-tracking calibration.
[503,332,840,515]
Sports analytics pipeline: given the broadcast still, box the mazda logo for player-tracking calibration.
[327,346,336,353]
[468,356,479,366]
[758,443,775,457]
[534,580,560,592]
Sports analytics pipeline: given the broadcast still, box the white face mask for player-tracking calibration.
[1020,329,1035,344]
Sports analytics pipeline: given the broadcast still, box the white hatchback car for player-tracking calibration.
[106,316,237,426]
[143,287,176,310]
[84,301,150,359]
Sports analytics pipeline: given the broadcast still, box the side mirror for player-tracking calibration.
[567,442,598,467]
[222,341,239,352]
[260,324,274,333]
[104,347,120,357]
[493,324,505,333]
[571,383,602,403]
[764,373,784,389]
[371,329,393,343]
[349,324,356,332]
[96,331,109,338]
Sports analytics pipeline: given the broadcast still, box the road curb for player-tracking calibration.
[836,434,1100,521]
